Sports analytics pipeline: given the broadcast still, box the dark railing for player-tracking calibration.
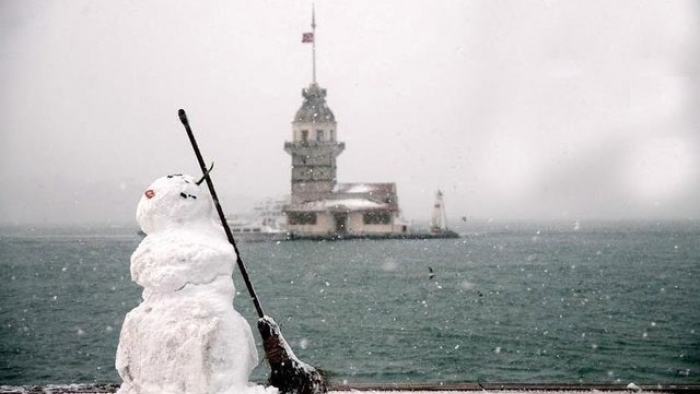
[284,141,345,150]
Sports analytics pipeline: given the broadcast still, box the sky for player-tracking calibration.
[1,0,699,225]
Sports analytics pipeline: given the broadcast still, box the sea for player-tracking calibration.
[1,221,698,387]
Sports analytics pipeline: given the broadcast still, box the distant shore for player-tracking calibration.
[286,229,460,241]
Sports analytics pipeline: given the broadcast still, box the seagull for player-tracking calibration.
[428,266,435,280]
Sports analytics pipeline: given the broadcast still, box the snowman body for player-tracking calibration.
[116,174,269,394]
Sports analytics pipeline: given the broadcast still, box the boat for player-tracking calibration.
[226,197,290,242]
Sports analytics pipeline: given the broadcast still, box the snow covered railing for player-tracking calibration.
[2,383,700,394]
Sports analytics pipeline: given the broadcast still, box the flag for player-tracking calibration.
[302,32,314,43]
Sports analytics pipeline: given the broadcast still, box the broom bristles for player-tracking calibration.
[258,317,328,394]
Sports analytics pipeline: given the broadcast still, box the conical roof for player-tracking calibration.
[293,83,336,123]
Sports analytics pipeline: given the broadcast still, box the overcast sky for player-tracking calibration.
[1,1,699,225]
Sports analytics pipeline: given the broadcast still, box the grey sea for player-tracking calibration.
[1,221,698,387]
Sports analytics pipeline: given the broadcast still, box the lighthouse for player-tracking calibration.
[283,6,408,239]
[284,83,345,203]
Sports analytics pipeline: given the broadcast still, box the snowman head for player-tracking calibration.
[136,174,213,235]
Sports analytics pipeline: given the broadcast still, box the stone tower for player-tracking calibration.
[284,83,345,204]
[284,6,345,204]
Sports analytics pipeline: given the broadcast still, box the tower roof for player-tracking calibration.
[294,83,336,124]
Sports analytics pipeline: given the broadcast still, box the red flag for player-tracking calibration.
[302,32,314,43]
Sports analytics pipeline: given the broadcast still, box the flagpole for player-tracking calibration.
[312,3,316,84]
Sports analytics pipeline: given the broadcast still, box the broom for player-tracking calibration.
[178,109,327,394]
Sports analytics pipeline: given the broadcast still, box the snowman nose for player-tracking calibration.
[145,189,155,199]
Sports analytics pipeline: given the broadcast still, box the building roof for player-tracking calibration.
[333,183,396,194]
[285,198,394,213]
[294,83,336,123]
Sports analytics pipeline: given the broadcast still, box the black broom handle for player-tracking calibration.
[178,109,265,318]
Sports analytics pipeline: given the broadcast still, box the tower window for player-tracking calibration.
[330,130,335,141]
[316,130,324,142]
[301,130,308,142]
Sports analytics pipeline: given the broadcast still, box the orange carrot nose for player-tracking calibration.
[145,189,155,199]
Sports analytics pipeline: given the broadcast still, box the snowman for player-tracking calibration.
[116,174,276,394]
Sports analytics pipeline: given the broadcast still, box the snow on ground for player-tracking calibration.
[0,387,676,394]
[334,392,658,394]
[0,391,643,394]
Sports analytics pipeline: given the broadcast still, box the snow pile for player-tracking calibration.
[0,387,673,394]
[115,174,276,394]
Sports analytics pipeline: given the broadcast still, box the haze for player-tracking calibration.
[1,1,699,226]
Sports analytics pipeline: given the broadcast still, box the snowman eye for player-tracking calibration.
[179,192,197,199]
[167,173,183,179]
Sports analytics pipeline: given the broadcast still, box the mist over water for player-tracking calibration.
[2,1,699,225]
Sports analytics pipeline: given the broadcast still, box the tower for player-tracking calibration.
[284,6,345,204]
